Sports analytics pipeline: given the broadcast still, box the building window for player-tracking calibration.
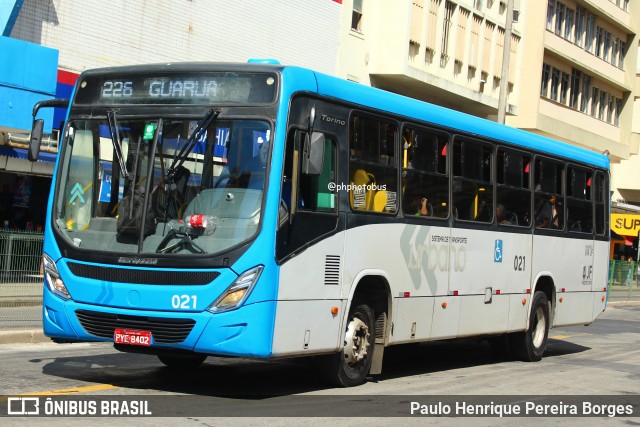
[570,68,581,109]
[564,7,574,42]
[585,12,595,52]
[607,94,614,123]
[550,68,560,102]
[441,1,456,62]
[595,27,603,58]
[615,98,622,126]
[619,41,626,68]
[546,0,555,31]
[574,6,585,47]
[555,2,565,36]
[560,71,570,105]
[598,90,606,121]
[541,64,550,97]
[603,31,611,62]
[580,75,591,113]
[351,0,363,33]
[591,87,599,117]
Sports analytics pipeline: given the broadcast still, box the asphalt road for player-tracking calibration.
[0,305,638,426]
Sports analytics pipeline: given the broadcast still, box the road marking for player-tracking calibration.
[18,383,120,396]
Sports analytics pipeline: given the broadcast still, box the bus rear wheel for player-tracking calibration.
[157,353,207,369]
[323,303,375,387]
[511,291,550,362]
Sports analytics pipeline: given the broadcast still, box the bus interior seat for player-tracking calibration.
[350,169,376,210]
[373,190,387,212]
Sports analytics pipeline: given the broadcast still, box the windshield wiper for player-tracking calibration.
[167,109,220,182]
[107,109,129,180]
[156,225,205,254]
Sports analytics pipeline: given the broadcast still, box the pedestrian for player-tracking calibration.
[624,257,634,287]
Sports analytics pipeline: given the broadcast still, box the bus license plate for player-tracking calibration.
[114,328,152,346]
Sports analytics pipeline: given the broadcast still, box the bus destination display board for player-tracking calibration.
[74,72,277,105]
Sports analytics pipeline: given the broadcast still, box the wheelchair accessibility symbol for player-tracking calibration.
[494,240,503,263]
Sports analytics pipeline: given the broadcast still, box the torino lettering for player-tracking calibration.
[148,80,218,98]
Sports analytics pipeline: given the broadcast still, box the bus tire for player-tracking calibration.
[511,291,550,362]
[323,303,375,387]
[157,354,207,369]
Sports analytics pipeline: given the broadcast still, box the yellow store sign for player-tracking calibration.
[611,213,640,237]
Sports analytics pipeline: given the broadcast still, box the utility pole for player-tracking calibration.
[497,0,514,124]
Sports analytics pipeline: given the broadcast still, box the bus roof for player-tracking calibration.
[306,69,610,171]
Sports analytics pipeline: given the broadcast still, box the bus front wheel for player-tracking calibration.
[511,291,550,362]
[323,303,375,387]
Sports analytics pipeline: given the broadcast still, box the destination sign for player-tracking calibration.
[73,72,277,105]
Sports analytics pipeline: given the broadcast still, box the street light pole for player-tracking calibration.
[497,0,514,124]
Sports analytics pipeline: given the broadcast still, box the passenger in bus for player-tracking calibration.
[415,197,430,216]
[474,199,491,222]
[496,204,510,225]
[534,196,553,228]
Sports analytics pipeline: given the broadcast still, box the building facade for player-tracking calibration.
[336,0,639,204]
[3,0,640,229]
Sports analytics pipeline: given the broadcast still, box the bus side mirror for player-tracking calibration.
[28,119,44,162]
[302,132,325,175]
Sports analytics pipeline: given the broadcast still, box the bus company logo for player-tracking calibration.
[7,397,40,415]
[117,257,159,265]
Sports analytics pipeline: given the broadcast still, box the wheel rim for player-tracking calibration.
[531,305,547,348]
[343,316,371,365]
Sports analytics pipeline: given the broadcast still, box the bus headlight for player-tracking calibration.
[207,265,263,313]
[42,254,71,300]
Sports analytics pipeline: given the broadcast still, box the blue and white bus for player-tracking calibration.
[30,60,609,387]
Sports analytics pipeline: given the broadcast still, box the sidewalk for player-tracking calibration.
[0,305,48,344]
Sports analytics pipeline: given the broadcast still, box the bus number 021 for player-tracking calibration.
[171,294,197,309]
[514,255,526,271]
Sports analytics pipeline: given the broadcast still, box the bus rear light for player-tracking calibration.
[522,298,527,305]
[601,296,605,302]
[331,307,339,316]
[559,297,564,303]
[448,290,459,296]
[495,290,501,295]
[441,302,447,309]
[525,288,531,294]
[561,288,566,293]
[403,292,410,298]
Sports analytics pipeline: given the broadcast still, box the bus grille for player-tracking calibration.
[75,309,196,343]
[67,263,219,285]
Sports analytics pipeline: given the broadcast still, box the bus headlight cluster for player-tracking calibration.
[207,265,263,313]
[42,254,71,300]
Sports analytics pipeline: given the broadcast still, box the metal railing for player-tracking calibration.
[0,231,44,329]
[608,259,640,303]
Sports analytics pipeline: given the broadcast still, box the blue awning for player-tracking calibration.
[0,146,57,163]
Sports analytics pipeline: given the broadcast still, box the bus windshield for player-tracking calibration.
[55,114,271,256]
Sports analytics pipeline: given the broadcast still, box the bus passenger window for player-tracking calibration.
[496,148,531,227]
[452,139,493,223]
[566,166,593,233]
[534,158,564,230]
[401,127,449,219]
[349,115,398,213]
